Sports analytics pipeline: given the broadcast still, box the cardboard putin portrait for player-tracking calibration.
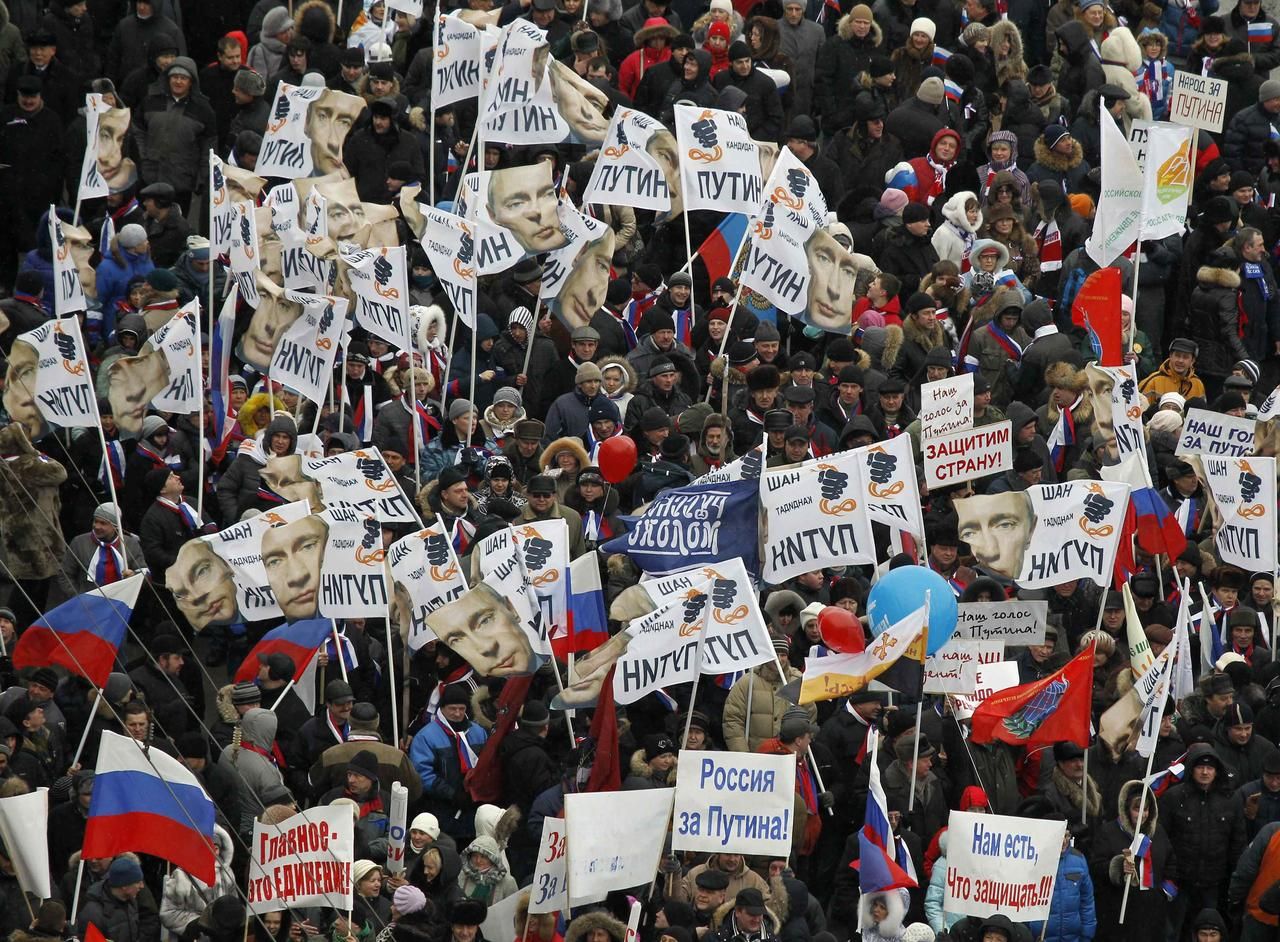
[954,491,1036,582]
[261,513,329,623]
[305,88,365,177]
[3,336,45,440]
[485,162,567,256]
[260,455,325,512]
[802,228,858,334]
[239,276,304,371]
[167,538,240,630]
[423,583,545,678]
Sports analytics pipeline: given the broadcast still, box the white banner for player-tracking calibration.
[942,811,1065,920]
[248,805,354,913]
[390,525,468,651]
[343,246,410,348]
[209,152,235,257]
[417,206,481,327]
[1168,70,1228,132]
[433,13,484,108]
[528,816,569,914]
[583,108,675,213]
[145,301,201,415]
[954,600,1049,645]
[855,434,926,538]
[257,83,327,179]
[642,557,773,676]
[228,199,261,309]
[316,506,389,619]
[675,103,762,214]
[266,182,300,235]
[271,292,348,405]
[455,172,529,274]
[919,373,974,438]
[513,518,569,652]
[1086,102,1144,268]
[13,318,97,430]
[1086,363,1145,459]
[923,421,1013,489]
[923,638,1003,694]
[482,21,574,144]
[385,782,409,873]
[1016,481,1130,588]
[565,789,673,906]
[0,788,49,898]
[1139,122,1193,240]
[613,581,712,703]
[761,451,876,584]
[479,525,548,656]
[49,209,87,316]
[1176,407,1256,456]
[1202,456,1277,573]
[77,94,116,201]
[950,661,1021,719]
[672,752,796,856]
[299,449,420,523]
[540,206,614,329]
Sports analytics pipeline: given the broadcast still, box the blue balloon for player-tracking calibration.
[866,566,958,655]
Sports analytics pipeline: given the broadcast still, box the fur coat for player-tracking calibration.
[0,423,67,579]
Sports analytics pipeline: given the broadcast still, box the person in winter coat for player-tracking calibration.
[247,6,292,78]
[892,292,948,383]
[879,203,939,299]
[1099,28,1151,132]
[1189,246,1249,393]
[1054,20,1106,113]
[826,93,905,193]
[889,16,935,99]
[673,854,774,906]
[342,97,424,203]
[906,128,962,206]
[77,856,160,942]
[924,832,962,932]
[624,732,679,789]
[408,685,488,843]
[1159,743,1247,940]
[1028,830,1097,942]
[1225,0,1280,74]
[1229,819,1280,940]
[218,707,285,840]
[814,6,884,134]
[1152,0,1218,59]
[459,834,518,906]
[1232,226,1280,365]
[619,18,677,98]
[779,0,824,117]
[859,890,908,942]
[1224,81,1280,173]
[931,192,982,267]
[159,825,237,936]
[105,0,185,83]
[215,411,302,523]
[712,40,784,140]
[967,290,1030,408]
[977,131,1030,204]
[1089,781,1174,942]
[722,655,816,753]
[134,58,216,206]
[981,203,1040,290]
[658,47,717,124]
[1028,124,1091,196]
[884,78,946,159]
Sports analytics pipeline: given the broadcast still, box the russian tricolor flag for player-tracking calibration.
[100,439,125,492]
[853,731,918,893]
[1249,21,1272,42]
[697,213,749,290]
[13,573,142,687]
[945,79,963,103]
[932,46,951,66]
[85,730,217,883]
[234,618,333,684]
[1144,758,1185,797]
[556,553,609,658]
[209,286,238,447]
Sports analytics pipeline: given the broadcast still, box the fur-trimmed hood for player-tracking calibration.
[892,37,934,62]
[941,190,981,233]
[418,477,481,523]
[474,802,522,849]
[1033,136,1085,172]
[1137,27,1167,57]
[565,912,628,942]
[1117,779,1158,835]
[1197,264,1242,289]
[238,391,287,438]
[990,20,1027,81]
[1100,25,1142,71]
[414,304,449,355]
[514,890,562,942]
[295,0,336,42]
[902,309,945,350]
[860,323,904,372]
[709,355,752,386]
[858,889,908,938]
[628,748,678,784]
[967,238,1010,272]
[215,684,241,724]
[540,436,590,472]
[710,900,783,934]
[597,355,638,394]
[356,72,402,104]
[385,364,436,398]
[837,12,884,45]
[1074,4,1118,38]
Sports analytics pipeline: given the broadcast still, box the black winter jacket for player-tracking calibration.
[1157,743,1246,890]
[1224,102,1280,173]
[1189,261,1249,378]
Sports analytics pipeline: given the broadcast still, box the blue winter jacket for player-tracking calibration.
[1154,0,1220,57]
[1028,849,1097,942]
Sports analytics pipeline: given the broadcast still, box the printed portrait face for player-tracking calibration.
[955,492,1034,581]
[487,163,566,255]
[167,539,239,630]
[424,583,539,677]
[645,129,682,223]
[805,229,857,333]
[548,62,610,144]
[239,285,303,371]
[3,339,43,440]
[315,178,368,242]
[261,514,328,622]
[107,345,171,436]
[549,629,632,710]
[96,107,134,191]
[1085,365,1119,464]
[260,455,325,512]
[305,89,364,176]
[554,227,616,330]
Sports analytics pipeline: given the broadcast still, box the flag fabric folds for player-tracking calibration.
[85,730,217,883]
[799,606,926,704]
[234,618,333,684]
[970,645,1094,748]
[13,574,143,687]
[854,731,918,893]
[697,213,748,290]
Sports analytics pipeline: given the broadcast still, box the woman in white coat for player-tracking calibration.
[931,192,982,268]
[160,825,238,937]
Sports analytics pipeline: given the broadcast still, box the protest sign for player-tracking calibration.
[855,435,926,538]
[0,788,50,899]
[1086,104,1143,268]
[583,108,675,214]
[1201,456,1277,573]
[942,811,1066,920]
[601,478,759,574]
[258,506,387,622]
[228,200,261,309]
[142,303,200,415]
[481,893,524,942]
[692,446,765,485]
[384,783,409,874]
[8,318,97,438]
[248,806,354,913]
[209,155,235,256]
[761,451,876,585]
[675,104,762,214]
[529,816,569,914]
[416,205,484,326]
[300,449,420,524]
[951,661,1021,719]
[344,246,410,348]
[1085,363,1145,460]
[432,14,484,108]
[513,518,569,649]
[954,600,1048,645]
[481,525,548,656]
[642,557,773,676]
[257,83,326,178]
[540,207,615,329]
[424,582,544,678]
[271,292,347,406]
[1176,408,1255,456]
[1138,122,1193,239]
[482,22,576,144]
[614,581,711,703]
[919,373,974,438]
[389,525,468,651]
[923,639,1004,694]
[672,752,796,856]
[77,94,118,201]
[1168,71,1228,132]
[49,210,86,316]
[923,422,1012,489]
[1013,481,1129,588]
[565,789,674,906]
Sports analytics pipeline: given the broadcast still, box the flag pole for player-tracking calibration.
[96,424,128,572]
[405,311,422,498]
[907,591,930,813]
[771,649,832,814]
[271,675,300,711]
[520,299,543,378]
[71,688,103,768]
[384,611,400,748]
[1119,661,1167,923]
[69,858,86,923]
[196,307,206,522]
[331,621,349,683]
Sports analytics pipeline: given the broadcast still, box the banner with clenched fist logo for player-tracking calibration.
[851,434,926,539]
[674,104,762,215]
[7,318,98,440]
[299,448,420,524]
[613,579,712,703]
[261,506,390,621]
[760,449,877,585]
[390,524,469,651]
[343,246,410,348]
[513,518,569,648]
[1201,455,1276,574]
[582,108,676,215]
[965,481,1129,589]
[270,291,348,406]
[478,525,546,656]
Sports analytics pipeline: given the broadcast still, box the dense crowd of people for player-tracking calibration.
[0,3,1276,942]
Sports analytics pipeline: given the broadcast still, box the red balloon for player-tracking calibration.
[598,435,638,484]
[818,606,864,654]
